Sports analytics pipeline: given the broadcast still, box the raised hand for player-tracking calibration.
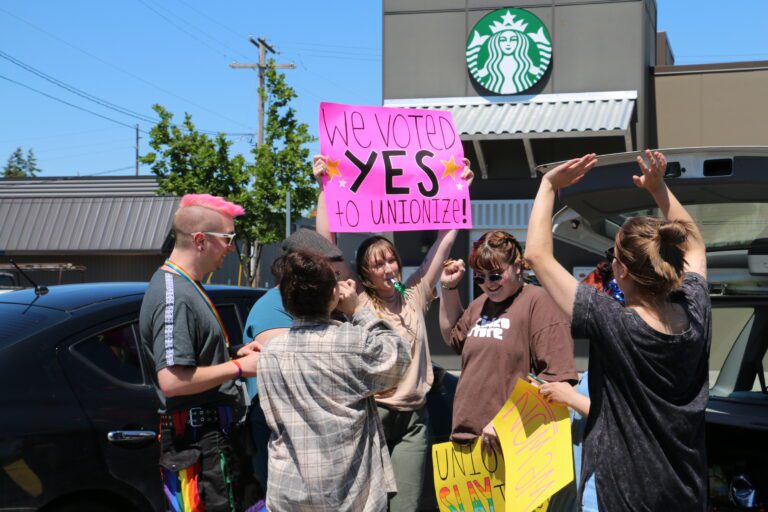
[312,154,328,186]
[440,258,465,291]
[633,149,667,193]
[460,157,475,187]
[543,153,598,190]
[336,278,358,316]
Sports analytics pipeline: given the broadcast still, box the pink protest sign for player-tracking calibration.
[319,102,472,233]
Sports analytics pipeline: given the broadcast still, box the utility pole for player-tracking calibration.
[230,37,296,286]
[135,124,140,176]
[229,36,295,148]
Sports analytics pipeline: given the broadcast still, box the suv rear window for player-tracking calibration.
[0,303,69,348]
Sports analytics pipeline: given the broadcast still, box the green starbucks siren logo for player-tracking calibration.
[466,8,552,94]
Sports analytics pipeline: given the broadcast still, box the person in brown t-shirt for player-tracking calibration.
[439,230,578,451]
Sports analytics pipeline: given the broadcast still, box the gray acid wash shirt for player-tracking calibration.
[573,272,711,511]
[139,268,239,413]
[257,307,410,512]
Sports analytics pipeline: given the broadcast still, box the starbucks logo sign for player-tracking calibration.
[466,8,552,94]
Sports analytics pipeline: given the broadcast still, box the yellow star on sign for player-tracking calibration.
[440,155,463,180]
[326,158,342,180]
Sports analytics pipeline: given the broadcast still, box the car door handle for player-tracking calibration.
[107,430,157,443]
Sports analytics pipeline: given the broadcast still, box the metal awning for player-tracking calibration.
[0,196,179,254]
[385,90,637,177]
[0,176,159,198]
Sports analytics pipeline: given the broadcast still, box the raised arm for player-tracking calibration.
[524,154,598,321]
[438,259,466,343]
[634,150,707,278]
[313,155,354,280]
[419,160,475,289]
[312,155,335,244]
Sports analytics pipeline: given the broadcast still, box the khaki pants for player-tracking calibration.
[377,405,429,512]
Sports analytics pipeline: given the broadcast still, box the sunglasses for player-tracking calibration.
[200,231,237,246]
[473,271,504,286]
[604,246,615,262]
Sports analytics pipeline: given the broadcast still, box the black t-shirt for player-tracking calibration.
[572,272,711,511]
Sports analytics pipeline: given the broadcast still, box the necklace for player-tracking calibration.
[164,259,230,348]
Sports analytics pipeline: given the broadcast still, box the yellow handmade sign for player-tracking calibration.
[492,379,573,512]
[431,439,551,512]
[431,439,505,512]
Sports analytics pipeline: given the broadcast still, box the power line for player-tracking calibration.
[0,50,158,124]
[173,0,245,39]
[0,58,253,139]
[0,74,146,131]
[137,0,230,59]
[82,165,135,176]
[142,0,253,61]
[0,6,254,130]
[292,54,370,103]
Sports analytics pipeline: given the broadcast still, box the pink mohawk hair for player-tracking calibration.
[179,193,245,218]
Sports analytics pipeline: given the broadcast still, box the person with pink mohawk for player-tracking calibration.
[139,193,259,511]
[180,193,246,218]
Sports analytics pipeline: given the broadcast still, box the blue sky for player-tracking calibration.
[1,1,766,178]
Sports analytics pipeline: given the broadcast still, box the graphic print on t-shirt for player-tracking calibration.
[467,315,510,340]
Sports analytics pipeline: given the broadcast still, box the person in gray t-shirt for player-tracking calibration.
[526,151,710,511]
[139,193,260,512]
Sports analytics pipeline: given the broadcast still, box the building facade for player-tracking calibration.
[380,0,768,369]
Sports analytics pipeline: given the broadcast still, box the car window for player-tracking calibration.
[753,345,768,393]
[611,203,768,251]
[709,307,755,388]
[0,303,69,348]
[217,304,242,344]
[70,322,143,385]
[710,305,768,398]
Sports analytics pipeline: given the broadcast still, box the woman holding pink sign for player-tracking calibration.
[313,154,473,512]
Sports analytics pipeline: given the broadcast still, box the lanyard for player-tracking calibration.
[164,259,230,349]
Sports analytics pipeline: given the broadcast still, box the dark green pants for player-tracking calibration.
[377,405,429,512]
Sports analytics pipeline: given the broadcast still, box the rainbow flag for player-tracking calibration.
[163,462,203,512]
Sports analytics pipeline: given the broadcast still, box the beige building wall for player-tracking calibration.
[655,63,768,148]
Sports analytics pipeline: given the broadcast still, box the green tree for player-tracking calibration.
[25,149,40,176]
[141,61,316,285]
[3,147,40,177]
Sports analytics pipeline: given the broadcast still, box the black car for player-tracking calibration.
[0,283,266,512]
[0,282,458,512]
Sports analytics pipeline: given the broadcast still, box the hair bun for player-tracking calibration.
[657,221,688,246]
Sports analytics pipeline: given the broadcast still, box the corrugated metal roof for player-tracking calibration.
[384,91,637,139]
[0,176,159,198]
[0,196,179,253]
